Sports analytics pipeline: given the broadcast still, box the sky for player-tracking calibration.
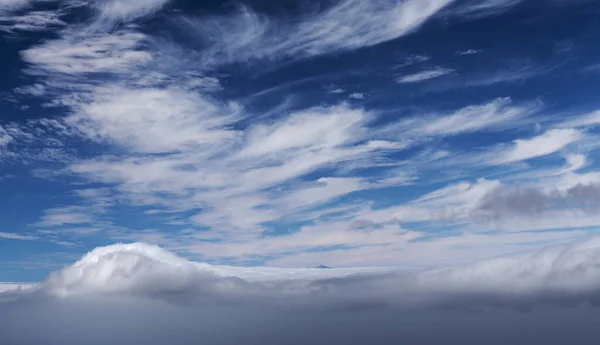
[3,0,600,343]
[1,0,600,281]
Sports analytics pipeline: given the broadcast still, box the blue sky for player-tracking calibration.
[1,0,600,282]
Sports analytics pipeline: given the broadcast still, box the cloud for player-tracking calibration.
[0,125,14,147]
[65,86,240,153]
[0,232,37,240]
[6,237,600,309]
[393,97,540,137]
[186,0,454,66]
[396,67,454,83]
[559,109,600,128]
[90,0,171,23]
[348,92,365,99]
[0,0,34,13]
[21,31,151,75]
[0,9,65,33]
[448,0,522,18]
[455,49,481,56]
[6,0,600,279]
[465,62,557,87]
[472,182,600,221]
[493,128,581,164]
[36,206,97,227]
[394,54,431,68]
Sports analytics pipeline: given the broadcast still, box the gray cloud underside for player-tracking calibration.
[3,238,600,344]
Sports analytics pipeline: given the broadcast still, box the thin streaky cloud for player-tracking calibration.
[396,67,454,83]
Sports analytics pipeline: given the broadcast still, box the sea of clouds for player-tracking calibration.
[3,238,600,344]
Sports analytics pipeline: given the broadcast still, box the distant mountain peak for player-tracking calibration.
[315,265,331,269]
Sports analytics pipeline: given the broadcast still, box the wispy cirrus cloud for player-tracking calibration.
[184,0,454,66]
[0,9,65,33]
[89,0,172,24]
[0,232,37,241]
[447,0,522,18]
[492,128,582,165]
[4,0,600,274]
[21,30,151,76]
[388,97,540,137]
[396,67,454,83]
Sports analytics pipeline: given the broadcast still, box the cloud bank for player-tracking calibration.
[3,238,600,344]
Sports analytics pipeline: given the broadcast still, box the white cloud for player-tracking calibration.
[0,125,13,147]
[494,129,581,164]
[394,54,430,68]
[455,49,481,56]
[36,206,96,227]
[397,97,540,136]
[189,0,454,66]
[0,0,33,13]
[465,62,556,87]
[22,31,151,75]
[66,86,240,153]
[328,87,345,94]
[0,10,65,32]
[449,0,522,18]
[269,229,589,268]
[8,0,600,275]
[559,109,600,128]
[90,0,171,23]
[14,236,600,308]
[396,67,454,83]
[348,92,365,99]
[0,232,37,240]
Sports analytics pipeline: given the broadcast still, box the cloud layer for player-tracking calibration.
[3,238,600,344]
[2,237,599,309]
